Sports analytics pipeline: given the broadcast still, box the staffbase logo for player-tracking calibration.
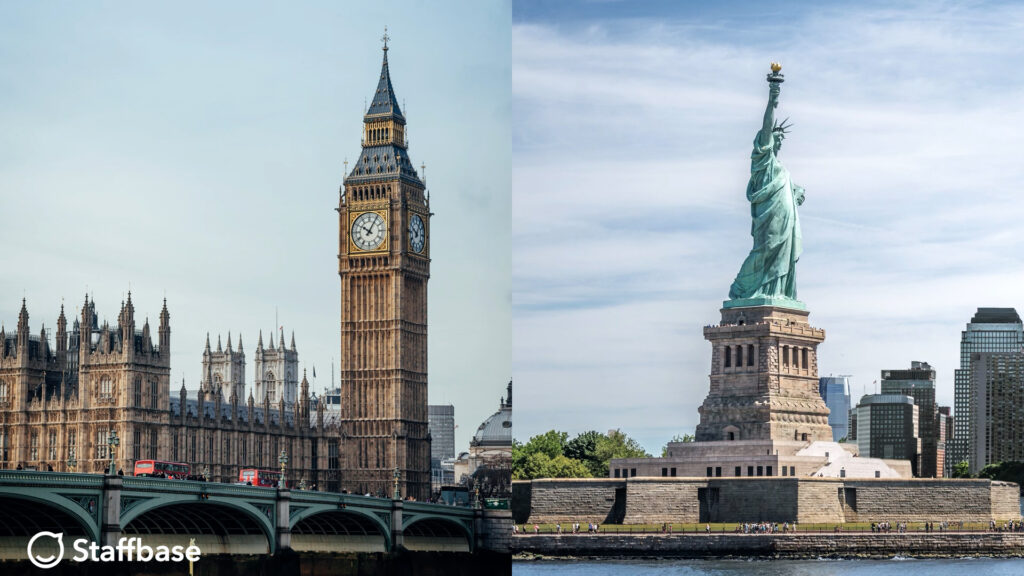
[28,532,201,569]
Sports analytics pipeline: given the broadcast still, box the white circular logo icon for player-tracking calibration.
[27,531,64,569]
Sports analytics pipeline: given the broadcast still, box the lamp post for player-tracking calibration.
[106,430,119,476]
[278,449,288,489]
[393,467,401,500]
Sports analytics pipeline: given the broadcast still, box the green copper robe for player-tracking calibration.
[728,127,804,301]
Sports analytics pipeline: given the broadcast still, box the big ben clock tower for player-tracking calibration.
[337,34,431,500]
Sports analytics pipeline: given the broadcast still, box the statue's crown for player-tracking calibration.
[772,117,793,138]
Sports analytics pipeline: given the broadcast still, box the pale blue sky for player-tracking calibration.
[0,1,511,451]
[513,1,1024,452]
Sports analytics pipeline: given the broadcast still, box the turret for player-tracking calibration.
[57,304,68,354]
[158,298,170,356]
[226,332,232,353]
[179,379,187,408]
[290,331,296,351]
[141,318,151,353]
[17,299,29,356]
[257,330,264,352]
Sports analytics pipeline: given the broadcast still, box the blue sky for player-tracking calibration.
[512,1,1024,453]
[0,1,511,451]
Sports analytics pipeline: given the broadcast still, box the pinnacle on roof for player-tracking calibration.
[217,334,222,353]
[226,332,232,352]
[290,330,296,351]
[366,32,404,121]
[238,333,244,352]
[205,333,211,352]
[17,298,28,331]
[257,330,264,350]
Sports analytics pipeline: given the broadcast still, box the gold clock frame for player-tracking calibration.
[349,209,389,254]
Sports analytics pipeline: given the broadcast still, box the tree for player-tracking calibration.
[593,429,651,477]
[660,433,695,457]
[951,460,971,478]
[513,451,590,480]
[565,430,604,477]
[513,431,589,480]
[517,430,568,459]
[977,461,1024,494]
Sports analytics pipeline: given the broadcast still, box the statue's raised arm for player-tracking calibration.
[725,62,805,310]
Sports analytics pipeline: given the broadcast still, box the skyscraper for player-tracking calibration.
[428,404,456,492]
[968,352,1024,473]
[950,308,1024,475]
[818,375,851,442]
[881,361,942,477]
[851,394,920,466]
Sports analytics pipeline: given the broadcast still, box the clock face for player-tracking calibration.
[409,213,425,253]
[351,212,386,251]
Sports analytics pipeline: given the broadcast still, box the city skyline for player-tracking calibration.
[0,1,512,451]
[512,0,1024,452]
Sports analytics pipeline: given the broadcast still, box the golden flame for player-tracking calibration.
[770,62,782,73]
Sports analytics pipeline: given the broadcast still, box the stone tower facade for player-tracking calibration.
[337,40,431,500]
[0,294,172,474]
[253,328,298,405]
[1,296,334,488]
[201,332,245,400]
[696,306,832,443]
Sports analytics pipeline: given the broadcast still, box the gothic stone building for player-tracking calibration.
[337,41,432,500]
[0,296,351,491]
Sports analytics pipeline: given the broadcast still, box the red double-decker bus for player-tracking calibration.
[133,460,190,479]
[239,468,286,487]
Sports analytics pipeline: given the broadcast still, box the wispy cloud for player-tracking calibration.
[513,2,1024,452]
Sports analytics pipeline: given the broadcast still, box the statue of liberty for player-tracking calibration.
[726,63,805,309]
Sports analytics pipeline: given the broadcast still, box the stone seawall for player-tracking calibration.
[525,477,1021,525]
[527,479,625,525]
[513,533,1024,558]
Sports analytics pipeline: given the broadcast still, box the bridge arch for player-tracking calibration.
[402,515,472,552]
[0,491,99,541]
[121,498,274,555]
[289,506,391,552]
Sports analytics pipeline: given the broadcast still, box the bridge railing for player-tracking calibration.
[0,470,105,488]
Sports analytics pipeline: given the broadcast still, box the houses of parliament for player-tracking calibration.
[0,41,433,500]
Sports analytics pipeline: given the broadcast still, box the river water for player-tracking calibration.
[513,558,1024,575]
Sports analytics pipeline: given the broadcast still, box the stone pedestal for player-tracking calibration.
[696,305,832,443]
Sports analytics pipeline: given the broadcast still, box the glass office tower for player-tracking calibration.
[819,375,852,442]
[950,308,1024,475]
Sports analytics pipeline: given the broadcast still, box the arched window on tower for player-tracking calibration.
[266,371,276,403]
[0,380,8,403]
[99,376,113,400]
[724,346,731,368]
[736,345,743,367]
[802,349,809,370]
[747,344,755,367]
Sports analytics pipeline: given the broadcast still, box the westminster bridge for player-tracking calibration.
[0,470,511,560]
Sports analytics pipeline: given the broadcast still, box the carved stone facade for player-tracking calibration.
[0,297,347,491]
[253,328,298,405]
[336,44,431,500]
[697,306,832,443]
